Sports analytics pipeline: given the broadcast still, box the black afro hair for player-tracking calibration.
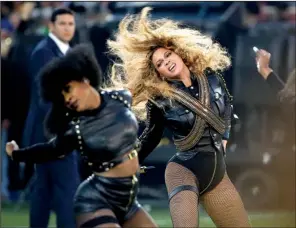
[39,43,103,136]
[39,43,103,105]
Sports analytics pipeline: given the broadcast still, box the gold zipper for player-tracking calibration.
[125,174,138,211]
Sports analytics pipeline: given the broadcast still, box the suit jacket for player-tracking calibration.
[22,36,65,147]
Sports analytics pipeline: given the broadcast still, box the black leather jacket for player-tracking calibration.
[138,72,233,163]
[12,89,139,172]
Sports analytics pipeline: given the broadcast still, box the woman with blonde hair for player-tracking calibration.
[107,7,251,227]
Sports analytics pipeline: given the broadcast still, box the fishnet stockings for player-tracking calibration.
[165,162,251,228]
[201,173,251,228]
[76,209,120,228]
[165,162,199,227]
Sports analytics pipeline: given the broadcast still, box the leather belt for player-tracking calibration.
[92,150,138,173]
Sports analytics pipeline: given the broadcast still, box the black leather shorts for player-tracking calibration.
[168,144,226,196]
[73,172,141,225]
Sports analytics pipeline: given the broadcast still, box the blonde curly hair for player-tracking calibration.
[106,7,231,119]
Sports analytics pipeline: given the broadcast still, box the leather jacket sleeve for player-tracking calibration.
[266,71,285,93]
[217,74,233,140]
[138,101,165,163]
[12,132,75,163]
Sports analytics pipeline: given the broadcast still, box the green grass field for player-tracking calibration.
[1,203,295,227]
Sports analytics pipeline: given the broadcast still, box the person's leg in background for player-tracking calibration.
[52,152,80,228]
[22,161,35,195]
[7,155,21,201]
[1,127,9,201]
[29,164,52,228]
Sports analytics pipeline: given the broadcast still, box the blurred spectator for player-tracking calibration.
[1,2,12,19]
[1,16,16,34]
[1,2,36,202]
[258,2,295,22]
[1,52,32,199]
[89,25,111,78]
[1,47,13,202]
[214,2,260,93]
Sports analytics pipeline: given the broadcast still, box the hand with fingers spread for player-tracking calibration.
[254,48,273,80]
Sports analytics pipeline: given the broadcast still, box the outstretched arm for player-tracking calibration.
[7,134,75,163]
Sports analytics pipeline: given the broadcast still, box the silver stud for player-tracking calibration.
[80,146,83,150]
[110,163,114,167]
[190,86,194,89]
[119,96,123,100]
[78,140,82,144]
[101,91,105,94]
[185,110,189,113]
[88,162,93,166]
[75,125,79,129]
[111,95,116,99]
[124,100,128,104]
[195,93,199,96]
[115,92,119,95]
[66,112,69,116]
[105,168,110,171]
[77,135,81,139]
[127,104,131,108]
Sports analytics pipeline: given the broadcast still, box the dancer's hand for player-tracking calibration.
[255,49,273,80]
[6,140,19,157]
[222,140,227,151]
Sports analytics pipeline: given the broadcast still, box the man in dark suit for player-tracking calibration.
[22,8,80,228]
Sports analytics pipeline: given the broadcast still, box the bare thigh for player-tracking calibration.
[122,207,158,228]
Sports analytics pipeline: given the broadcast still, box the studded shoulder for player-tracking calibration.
[101,89,132,109]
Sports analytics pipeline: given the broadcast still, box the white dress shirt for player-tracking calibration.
[48,32,70,55]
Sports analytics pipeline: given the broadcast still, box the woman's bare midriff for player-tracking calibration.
[93,150,139,178]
